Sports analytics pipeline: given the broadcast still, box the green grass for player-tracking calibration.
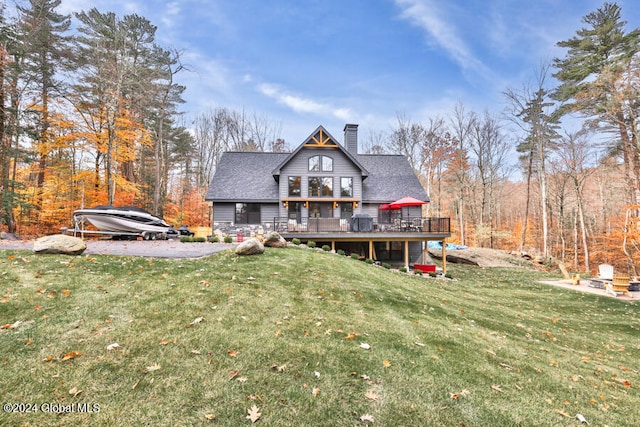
[0,247,638,426]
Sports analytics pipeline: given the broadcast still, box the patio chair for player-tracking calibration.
[598,264,614,280]
[607,273,632,298]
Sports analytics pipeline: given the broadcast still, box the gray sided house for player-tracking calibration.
[205,124,451,269]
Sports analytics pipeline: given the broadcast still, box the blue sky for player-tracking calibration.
[50,0,640,146]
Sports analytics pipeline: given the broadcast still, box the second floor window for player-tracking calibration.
[309,155,333,172]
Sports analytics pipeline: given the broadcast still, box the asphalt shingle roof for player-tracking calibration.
[205,152,288,202]
[356,154,429,203]
[205,149,429,203]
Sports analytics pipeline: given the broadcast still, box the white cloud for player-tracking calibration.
[160,2,182,28]
[394,0,493,80]
[257,83,352,120]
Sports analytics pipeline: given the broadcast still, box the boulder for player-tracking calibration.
[33,234,87,255]
[263,231,287,248]
[235,237,264,256]
[0,231,19,240]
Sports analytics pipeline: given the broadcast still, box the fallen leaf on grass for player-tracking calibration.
[68,387,82,397]
[229,370,239,380]
[345,332,357,340]
[61,351,81,361]
[360,343,371,350]
[228,350,238,357]
[491,385,504,392]
[204,413,216,421]
[1,320,22,330]
[186,317,204,328]
[106,343,120,351]
[365,390,379,401]
[383,360,391,368]
[190,350,201,355]
[555,408,570,417]
[271,364,286,372]
[576,413,588,424]
[246,405,261,423]
[360,413,375,422]
[159,339,171,345]
[312,387,320,397]
[314,371,321,378]
[145,364,161,372]
[614,378,632,387]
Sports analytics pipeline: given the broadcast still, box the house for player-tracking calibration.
[205,124,451,269]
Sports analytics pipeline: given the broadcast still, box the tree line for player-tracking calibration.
[363,2,640,274]
[1,1,639,275]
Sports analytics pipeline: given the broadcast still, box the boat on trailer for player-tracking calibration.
[70,206,177,240]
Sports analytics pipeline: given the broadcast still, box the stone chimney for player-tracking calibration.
[343,123,358,154]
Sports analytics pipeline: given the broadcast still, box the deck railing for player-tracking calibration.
[272,216,450,234]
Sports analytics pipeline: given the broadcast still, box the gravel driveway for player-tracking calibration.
[0,239,236,259]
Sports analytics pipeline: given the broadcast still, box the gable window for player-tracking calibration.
[309,156,320,172]
[340,177,353,197]
[235,203,260,224]
[322,156,333,172]
[288,176,301,196]
[309,155,333,172]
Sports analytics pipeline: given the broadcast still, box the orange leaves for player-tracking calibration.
[44,350,81,362]
[61,351,81,361]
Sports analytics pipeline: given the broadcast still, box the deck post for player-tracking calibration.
[404,240,409,269]
[369,240,373,260]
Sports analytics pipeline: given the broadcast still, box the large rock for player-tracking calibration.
[235,238,264,256]
[0,231,19,240]
[263,231,287,248]
[33,234,87,255]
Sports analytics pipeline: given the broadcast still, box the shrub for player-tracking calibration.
[307,241,316,248]
[194,237,206,243]
[445,273,453,279]
[292,238,301,246]
[399,266,408,273]
[350,253,360,260]
[208,236,219,243]
[365,258,374,264]
[180,236,194,243]
[429,272,437,278]
[382,263,391,269]
[337,249,346,256]
[322,245,331,252]
[224,236,233,244]
[415,269,423,275]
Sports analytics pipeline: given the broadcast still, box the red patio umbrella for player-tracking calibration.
[389,196,427,208]
[378,204,396,210]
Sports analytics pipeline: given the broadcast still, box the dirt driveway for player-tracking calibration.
[0,239,236,259]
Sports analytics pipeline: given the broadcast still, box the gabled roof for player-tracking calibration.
[271,125,369,178]
[356,154,429,203]
[205,125,429,204]
[205,151,289,202]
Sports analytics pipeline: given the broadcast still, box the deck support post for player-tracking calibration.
[404,240,409,269]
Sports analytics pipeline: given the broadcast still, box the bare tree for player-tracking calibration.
[469,110,510,248]
[449,102,475,245]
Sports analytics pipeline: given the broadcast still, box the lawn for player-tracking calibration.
[0,246,638,426]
